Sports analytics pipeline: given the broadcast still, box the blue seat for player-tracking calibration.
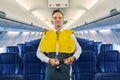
[95,73,120,80]
[96,50,120,80]
[117,52,120,73]
[97,50,119,73]
[92,42,102,49]
[25,42,39,52]
[0,55,2,75]
[76,37,93,50]
[73,51,96,80]
[85,44,100,56]
[1,53,21,75]
[23,53,45,80]
[17,45,35,58]
[25,39,41,52]
[100,44,114,51]
[6,46,19,53]
[0,75,23,80]
[0,53,23,80]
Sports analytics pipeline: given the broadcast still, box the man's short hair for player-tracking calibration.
[52,9,64,17]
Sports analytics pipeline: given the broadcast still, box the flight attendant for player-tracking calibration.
[37,9,82,80]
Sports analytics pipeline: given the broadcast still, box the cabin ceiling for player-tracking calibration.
[0,0,120,31]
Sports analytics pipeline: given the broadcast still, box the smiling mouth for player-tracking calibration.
[55,22,61,26]
[55,23,62,27]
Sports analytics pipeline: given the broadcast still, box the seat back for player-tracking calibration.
[98,50,119,73]
[117,52,120,72]
[100,44,114,51]
[73,51,96,80]
[1,53,21,75]
[23,53,45,80]
[17,45,35,58]
[6,46,19,53]
[85,44,100,56]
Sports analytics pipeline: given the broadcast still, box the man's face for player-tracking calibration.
[52,12,64,27]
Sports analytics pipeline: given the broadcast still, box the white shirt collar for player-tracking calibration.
[53,28,63,32]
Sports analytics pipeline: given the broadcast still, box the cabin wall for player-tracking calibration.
[75,29,120,45]
[0,31,42,48]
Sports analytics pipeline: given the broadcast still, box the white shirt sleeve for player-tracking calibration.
[72,34,82,60]
[36,40,50,63]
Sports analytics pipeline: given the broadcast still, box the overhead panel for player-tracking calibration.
[48,0,68,8]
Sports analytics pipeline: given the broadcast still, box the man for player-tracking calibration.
[37,9,82,80]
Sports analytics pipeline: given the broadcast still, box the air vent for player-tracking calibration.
[48,0,69,8]
[0,11,6,18]
[110,9,118,15]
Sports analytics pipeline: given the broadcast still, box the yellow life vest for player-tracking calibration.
[40,29,75,54]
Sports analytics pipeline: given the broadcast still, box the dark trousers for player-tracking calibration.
[45,53,73,80]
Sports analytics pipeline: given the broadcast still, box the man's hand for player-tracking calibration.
[64,56,76,65]
[49,58,60,66]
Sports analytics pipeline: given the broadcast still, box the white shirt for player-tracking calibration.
[36,30,82,63]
